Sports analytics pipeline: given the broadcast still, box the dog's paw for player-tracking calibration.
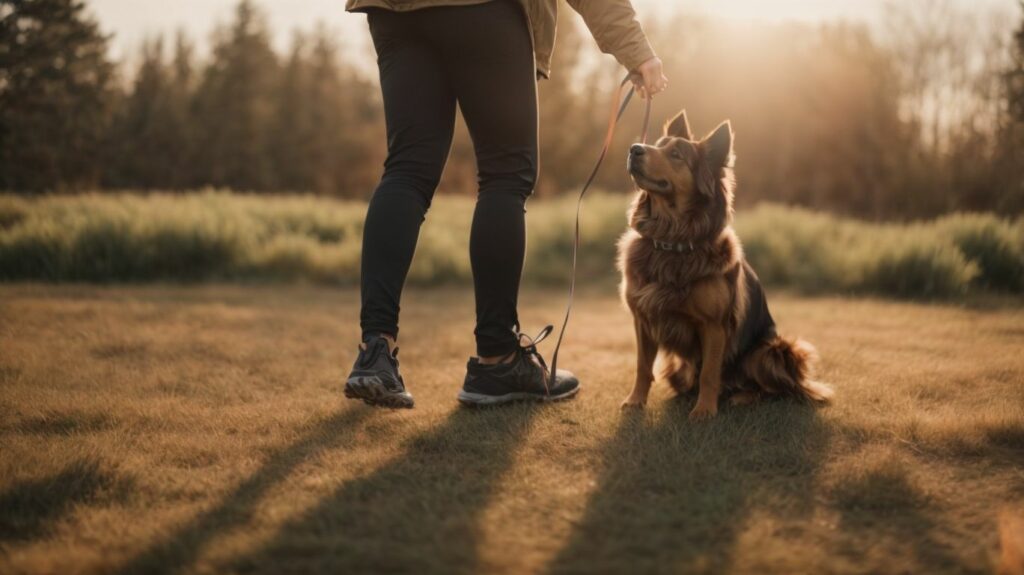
[620,395,647,410]
[688,402,718,422]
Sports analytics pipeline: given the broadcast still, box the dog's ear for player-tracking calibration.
[695,121,735,197]
[702,121,734,170]
[663,109,693,140]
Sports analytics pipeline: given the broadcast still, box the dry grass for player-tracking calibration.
[1,284,1022,574]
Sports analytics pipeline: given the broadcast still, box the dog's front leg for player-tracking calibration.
[690,324,725,421]
[621,317,657,409]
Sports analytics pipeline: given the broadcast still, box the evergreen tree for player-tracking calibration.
[269,24,383,197]
[0,0,116,191]
[997,2,1024,211]
[192,0,279,191]
[270,31,313,191]
[306,29,346,195]
[308,25,378,196]
[1009,3,1024,122]
[336,46,386,198]
[106,35,194,189]
[167,31,198,188]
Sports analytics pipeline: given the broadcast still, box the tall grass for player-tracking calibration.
[1,191,1021,299]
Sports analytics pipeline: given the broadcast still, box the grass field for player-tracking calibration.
[1,285,1023,574]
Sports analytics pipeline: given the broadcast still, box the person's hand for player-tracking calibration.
[631,57,668,99]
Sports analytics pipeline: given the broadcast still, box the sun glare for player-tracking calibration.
[636,0,882,22]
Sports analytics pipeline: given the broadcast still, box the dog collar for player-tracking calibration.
[651,238,696,253]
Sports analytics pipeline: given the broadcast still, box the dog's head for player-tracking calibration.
[626,109,735,209]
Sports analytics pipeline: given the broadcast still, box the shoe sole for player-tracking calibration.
[457,385,580,407]
[345,376,414,409]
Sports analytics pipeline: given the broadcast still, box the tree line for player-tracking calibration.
[1,0,1022,219]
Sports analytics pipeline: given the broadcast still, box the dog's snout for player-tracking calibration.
[630,144,646,157]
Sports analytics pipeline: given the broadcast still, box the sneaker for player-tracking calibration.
[458,325,580,407]
[344,335,414,409]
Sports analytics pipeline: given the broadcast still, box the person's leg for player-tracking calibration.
[347,10,456,409]
[425,0,538,359]
[359,9,457,344]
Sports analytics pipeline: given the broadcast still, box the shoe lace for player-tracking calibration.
[361,336,398,368]
[515,325,554,395]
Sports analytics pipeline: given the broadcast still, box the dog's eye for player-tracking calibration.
[669,149,683,160]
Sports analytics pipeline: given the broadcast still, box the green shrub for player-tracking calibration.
[0,191,1020,300]
[0,196,28,231]
[737,205,861,293]
[0,218,69,280]
[525,193,627,285]
[935,214,1024,291]
[859,233,978,298]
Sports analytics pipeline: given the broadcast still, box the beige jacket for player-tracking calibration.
[344,0,656,78]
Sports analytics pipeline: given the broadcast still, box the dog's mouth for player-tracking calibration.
[628,163,671,194]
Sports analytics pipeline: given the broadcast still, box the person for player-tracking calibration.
[343,0,668,409]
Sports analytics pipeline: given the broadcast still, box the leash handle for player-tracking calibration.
[547,74,652,388]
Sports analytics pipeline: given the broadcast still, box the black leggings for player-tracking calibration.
[360,0,538,357]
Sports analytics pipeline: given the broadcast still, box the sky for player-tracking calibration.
[89,0,1016,63]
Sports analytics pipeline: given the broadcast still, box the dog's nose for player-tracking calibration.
[630,144,646,156]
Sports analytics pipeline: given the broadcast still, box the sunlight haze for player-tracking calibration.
[89,0,1014,62]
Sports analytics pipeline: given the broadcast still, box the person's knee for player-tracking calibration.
[375,165,444,210]
[478,151,537,203]
[477,186,531,209]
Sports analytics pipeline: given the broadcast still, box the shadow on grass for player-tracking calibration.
[830,455,967,572]
[0,458,134,543]
[545,399,832,574]
[116,406,370,575]
[226,404,539,574]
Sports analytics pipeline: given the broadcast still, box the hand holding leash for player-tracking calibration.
[631,56,668,99]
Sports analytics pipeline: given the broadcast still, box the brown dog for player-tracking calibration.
[617,110,833,420]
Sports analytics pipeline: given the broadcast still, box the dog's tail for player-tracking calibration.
[744,336,833,403]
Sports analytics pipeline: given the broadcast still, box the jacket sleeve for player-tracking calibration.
[566,0,656,72]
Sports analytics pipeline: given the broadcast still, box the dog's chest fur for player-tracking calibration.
[616,194,747,358]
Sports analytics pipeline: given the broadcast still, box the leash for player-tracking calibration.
[547,73,652,389]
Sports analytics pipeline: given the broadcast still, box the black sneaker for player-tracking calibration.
[458,325,580,407]
[344,335,414,409]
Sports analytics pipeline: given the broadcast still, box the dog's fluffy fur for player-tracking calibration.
[617,110,833,419]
